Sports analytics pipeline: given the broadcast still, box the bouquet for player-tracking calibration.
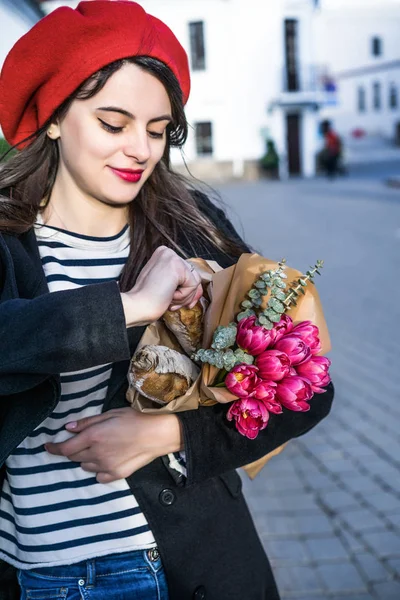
[193,258,332,441]
[126,253,331,477]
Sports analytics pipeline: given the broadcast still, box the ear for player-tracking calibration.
[47,122,61,140]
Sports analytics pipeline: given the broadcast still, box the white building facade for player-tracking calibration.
[0,0,44,70]
[36,0,400,176]
[315,0,400,144]
[41,0,323,179]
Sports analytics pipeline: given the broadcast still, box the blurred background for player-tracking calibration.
[1,1,399,598]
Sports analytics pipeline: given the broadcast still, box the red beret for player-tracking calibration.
[0,1,191,146]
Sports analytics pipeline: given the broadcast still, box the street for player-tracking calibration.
[218,166,400,600]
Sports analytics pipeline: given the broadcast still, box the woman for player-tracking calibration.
[0,2,334,599]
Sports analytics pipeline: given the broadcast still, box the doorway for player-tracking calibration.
[286,113,302,176]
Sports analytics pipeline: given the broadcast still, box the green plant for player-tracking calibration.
[0,138,16,160]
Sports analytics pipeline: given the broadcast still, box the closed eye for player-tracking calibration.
[98,118,123,134]
[148,131,164,139]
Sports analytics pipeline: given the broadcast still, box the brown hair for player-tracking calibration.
[0,57,247,291]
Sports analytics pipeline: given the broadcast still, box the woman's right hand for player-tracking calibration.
[120,246,203,327]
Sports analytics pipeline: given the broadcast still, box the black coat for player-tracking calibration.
[0,195,334,599]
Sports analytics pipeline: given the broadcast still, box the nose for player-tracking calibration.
[123,128,151,165]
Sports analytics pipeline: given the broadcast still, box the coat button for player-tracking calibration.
[159,488,176,506]
[193,585,206,599]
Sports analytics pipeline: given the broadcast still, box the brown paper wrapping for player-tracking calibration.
[126,254,331,478]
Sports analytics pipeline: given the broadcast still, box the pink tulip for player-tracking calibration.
[227,397,270,439]
[225,364,260,398]
[236,315,275,355]
[296,356,331,393]
[253,381,282,414]
[275,376,313,411]
[255,350,291,381]
[291,321,322,355]
[272,314,294,344]
[274,335,312,366]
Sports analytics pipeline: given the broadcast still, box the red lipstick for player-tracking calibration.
[109,167,144,183]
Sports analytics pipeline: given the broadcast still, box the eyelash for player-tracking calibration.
[98,118,164,139]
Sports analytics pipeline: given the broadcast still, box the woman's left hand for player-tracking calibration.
[45,409,183,483]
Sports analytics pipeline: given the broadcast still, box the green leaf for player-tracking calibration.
[255,280,266,289]
[233,348,254,365]
[248,289,261,299]
[252,297,263,307]
[299,279,307,286]
[265,309,281,323]
[241,300,253,309]
[268,298,285,313]
[273,290,286,301]
[211,323,238,351]
[273,279,286,289]
[237,309,256,321]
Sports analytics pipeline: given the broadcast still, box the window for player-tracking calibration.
[195,122,213,156]
[189,21,206,71]
[284,19,299,92]
[371,36,382,57]
[357,86,366,112]
[373,82,381,110]
[389,82,398,110]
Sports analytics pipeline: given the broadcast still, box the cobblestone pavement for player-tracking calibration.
[220,172,400,599]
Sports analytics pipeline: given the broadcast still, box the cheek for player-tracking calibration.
[150,140,167,168]
[60,121,117,168]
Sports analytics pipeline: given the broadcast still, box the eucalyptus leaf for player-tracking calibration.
[265,309,282,323]
[273,279,286,289]
[234,348,254,366]
[237,309,255,321]
[211,323,237,350]
[241,300,253,309]
[268,298,285,313]
[248,289,261,299]
[273,290,286,301]
[252,297,263,307]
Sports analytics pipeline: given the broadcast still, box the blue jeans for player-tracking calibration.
[17,548,169,599]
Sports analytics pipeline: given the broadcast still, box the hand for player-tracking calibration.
[121,246,203,326]
[45,408,183,483]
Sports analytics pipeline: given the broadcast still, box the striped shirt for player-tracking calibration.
[0,218,157,569]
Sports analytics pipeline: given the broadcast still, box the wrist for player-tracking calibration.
[120,291,147,328]
[159,414,184,454]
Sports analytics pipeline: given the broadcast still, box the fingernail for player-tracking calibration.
[66,421,77,430]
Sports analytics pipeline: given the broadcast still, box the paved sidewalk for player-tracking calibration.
[220,175,400,599]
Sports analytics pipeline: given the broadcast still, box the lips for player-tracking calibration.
[109,167,144,183]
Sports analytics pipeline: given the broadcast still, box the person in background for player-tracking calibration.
[319,119,344,178]
[0,2,334,598]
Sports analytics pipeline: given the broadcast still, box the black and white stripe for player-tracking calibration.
[0,219,157,569]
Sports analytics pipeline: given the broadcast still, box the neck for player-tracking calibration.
[42,175,129,237]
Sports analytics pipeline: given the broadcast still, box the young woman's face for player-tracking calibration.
[54,63,172,206]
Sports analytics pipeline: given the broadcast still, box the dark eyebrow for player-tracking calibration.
[96,106,172,124]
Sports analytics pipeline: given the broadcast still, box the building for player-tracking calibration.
[40,0,324,179]
[315,0,400,145]
[0,0,44,70]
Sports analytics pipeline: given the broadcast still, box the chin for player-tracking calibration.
[99,193,140,207]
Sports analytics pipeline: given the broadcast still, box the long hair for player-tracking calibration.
[0,57,247,290]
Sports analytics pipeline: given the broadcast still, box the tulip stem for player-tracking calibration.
[213,368,228,386]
